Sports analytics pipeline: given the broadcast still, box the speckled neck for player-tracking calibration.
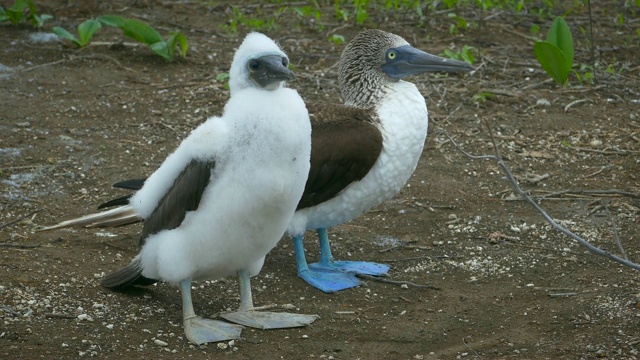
[338,30,407,108]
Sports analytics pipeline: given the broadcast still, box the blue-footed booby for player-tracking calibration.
[288,29,473,292]
[41,32,316,344]
[41,29,473,294]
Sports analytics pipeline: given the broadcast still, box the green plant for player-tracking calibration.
[291,4,324,30]
[0,0,52,28]
[332,0,370,24]
[353,0,370,25]
[98,15,188,61]
[472,91,495,104]
[216,72,230,90]
[447,13,469,34]
[383,0,423,17]
[293,5,322,21]
[53,19,101,48]
[530,24,540,35]
[442,45,476,65]
[574,63,595,84]
[328,34,345,45]
[533,16,574,85]
[334,1,349,22]
[223,6,276,34]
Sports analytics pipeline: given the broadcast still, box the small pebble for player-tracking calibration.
[154,339,168,347]
[536,98,551,106]
[77,314,93,321]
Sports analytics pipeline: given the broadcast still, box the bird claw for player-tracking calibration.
[221,310,319,329]
[183,316,243,345]
[309,260,390,277]
[297,268,363,293]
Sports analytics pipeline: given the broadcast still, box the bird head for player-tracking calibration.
[229,32,295,95]
[339,29,474,104]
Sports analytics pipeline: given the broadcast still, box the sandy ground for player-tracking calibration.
[1,1,639,359]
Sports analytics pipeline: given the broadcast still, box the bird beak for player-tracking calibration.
[250,54,296,90]
[381,45,475,80]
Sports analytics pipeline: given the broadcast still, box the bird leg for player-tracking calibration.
[292,233,362,293]
[220,270,319,329]
[180,279,243,345]
[308,228,390,277]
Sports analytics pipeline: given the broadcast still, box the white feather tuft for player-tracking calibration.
[229,32,287,95]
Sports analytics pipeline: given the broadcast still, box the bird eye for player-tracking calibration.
[281,57,289,67]
[248,59,260,71]
[387,51,397,60]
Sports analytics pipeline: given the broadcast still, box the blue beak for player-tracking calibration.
[381,45,474,80]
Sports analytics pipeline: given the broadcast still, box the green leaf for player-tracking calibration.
[97,15,126,28]
[0,7,8,23]
[328,34,345,45]
[77,19,101,46]
[166,34,177,60]
[33,13,53,28]
[10,0,30,12]
[119,18,164,45]
[167,31,188,59]
[546,17,573,70]
[149,41,170,61]
[442,49,458,61]
[177,33,188,58]
[461,45,475,64]
[355,9,368,25]
[99,15,187,61]
[5,8,24,24]
[52,26,81,47]
[534,41,570,84]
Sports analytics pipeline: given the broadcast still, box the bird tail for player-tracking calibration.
[101,255,157,290]
[37,205,142,231]
[97,195,132,210]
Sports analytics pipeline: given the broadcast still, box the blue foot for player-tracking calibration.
[309,260,390,276]
[298,268,362,293]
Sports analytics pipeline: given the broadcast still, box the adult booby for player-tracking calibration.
[42,30,474,294]
[41,32,316,344]
[288,29,474,292]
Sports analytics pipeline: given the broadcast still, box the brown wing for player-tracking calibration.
[101,160,215,290]
[140,160,215,245]
[297,103,383,210]
[97,179,146,209]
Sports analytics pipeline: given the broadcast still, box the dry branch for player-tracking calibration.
[0,210,41,230]
[438,128,640,271]
[356,274,441,290]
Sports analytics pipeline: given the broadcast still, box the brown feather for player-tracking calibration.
[102,160,215,290]
[297,103,383,210]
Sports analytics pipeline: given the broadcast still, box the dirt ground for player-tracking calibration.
[1,1,639,359]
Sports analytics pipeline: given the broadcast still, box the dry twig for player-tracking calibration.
[0,210,41,230]
[440,127,640,271]
[539,189,640,200]
[0,243,40,249]
[356,274,441,290]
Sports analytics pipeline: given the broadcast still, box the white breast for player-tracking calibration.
[139,87,311,283]
[288,81,428,234]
